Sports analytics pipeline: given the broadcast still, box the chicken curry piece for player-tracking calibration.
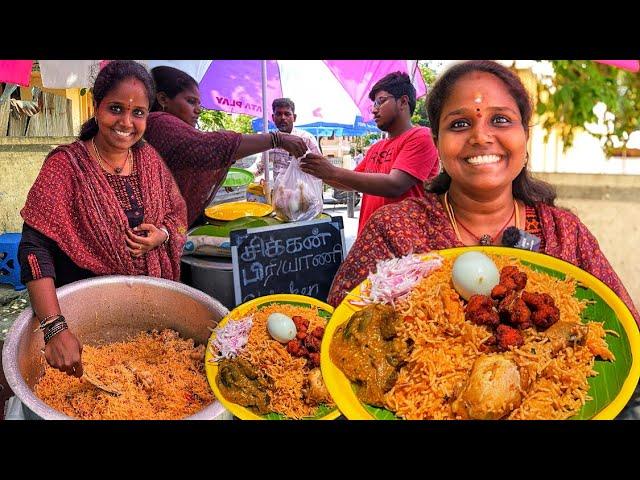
[330,304,410,407]
[216,357,271,415]
[452,355,523,420]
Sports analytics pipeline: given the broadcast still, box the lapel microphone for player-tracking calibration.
[501,226,541,252]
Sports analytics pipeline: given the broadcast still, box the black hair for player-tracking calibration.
[150,66,198,111]
[272,97,295,113]
[79,60,155,148]
[368,71,417,115]
[425,60,556,206]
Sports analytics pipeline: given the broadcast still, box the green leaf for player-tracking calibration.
[519,261,631,419]
[260,403,337,420]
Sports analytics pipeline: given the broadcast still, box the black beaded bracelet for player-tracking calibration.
[33,314,65,333]
[44,319,68,344]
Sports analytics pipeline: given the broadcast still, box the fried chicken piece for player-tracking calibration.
[304,334,321,352]
[287,339,309,357]
[465,294,500,328]
[308,352,321,369]
[292,316,309,332]
[500,265,528,291]
[490,284,509,300]
[498,291,532,329]
[521,291,560,330]
[496,324,524,350]
[310,326,325,339]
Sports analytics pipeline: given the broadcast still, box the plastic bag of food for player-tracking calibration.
[271,156,323,222]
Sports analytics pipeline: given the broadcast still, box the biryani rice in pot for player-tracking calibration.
[2,276,229,420]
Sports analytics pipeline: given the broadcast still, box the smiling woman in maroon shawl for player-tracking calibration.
[328,60,639,327]
[18,60,187,379]
[21,140,186,280]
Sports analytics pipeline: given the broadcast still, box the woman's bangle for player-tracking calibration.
[44,320,68,344]
[33,313,64,332]
[159,226,169,245]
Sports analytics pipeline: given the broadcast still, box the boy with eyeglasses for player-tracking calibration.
[300,71,439,234]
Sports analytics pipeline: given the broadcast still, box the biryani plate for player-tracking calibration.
[321,246,640,420]
[205,294,340,420]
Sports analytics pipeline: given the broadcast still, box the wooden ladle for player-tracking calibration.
[83,370,121,396]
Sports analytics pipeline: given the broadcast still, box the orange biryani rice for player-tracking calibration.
[35,329,214,420]
[215,303,333,419]
[375,255,615,420]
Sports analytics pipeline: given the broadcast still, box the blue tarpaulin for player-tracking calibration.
[251,115,380,137]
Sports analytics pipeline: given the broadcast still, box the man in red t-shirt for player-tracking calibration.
[300,71,439,233]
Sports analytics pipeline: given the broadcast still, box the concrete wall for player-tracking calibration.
[0,136,74,232]
[531,172,640,309]
[532,172,640,201]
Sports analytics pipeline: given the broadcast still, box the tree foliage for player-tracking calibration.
[198,109,254,133]
[536,60,640,156]
[411,62,437,127]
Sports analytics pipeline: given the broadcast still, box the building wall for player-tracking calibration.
[0,136,74,232]
[19,71,92,136]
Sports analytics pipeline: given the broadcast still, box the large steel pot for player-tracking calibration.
[181,255,235,310]
[2,275,229,420]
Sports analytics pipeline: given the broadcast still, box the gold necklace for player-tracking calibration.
[92,137,131,175]
[443,191,520,246]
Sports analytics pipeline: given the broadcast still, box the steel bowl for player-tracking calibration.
[2,275,229,420]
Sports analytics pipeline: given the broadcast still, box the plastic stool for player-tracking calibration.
[0,233,25,291]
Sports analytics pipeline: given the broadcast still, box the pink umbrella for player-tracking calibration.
[594,60,640,73]
[194,60,426,189]
[198,60,427,125]
[0,60,33,86]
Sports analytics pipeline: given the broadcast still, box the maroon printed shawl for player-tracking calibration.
[328,194,639,326]
[21,140,187,281]
[145,112,242,227]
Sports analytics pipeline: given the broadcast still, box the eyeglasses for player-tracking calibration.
[371,95,396,111]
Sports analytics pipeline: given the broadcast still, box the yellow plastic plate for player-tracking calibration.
[205,294,341,420]
[321,246,640,420]
[204,201,273,222]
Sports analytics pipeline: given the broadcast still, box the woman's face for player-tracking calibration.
[163,83,201,127]
[94,77,149,151]
[436,71,528,195]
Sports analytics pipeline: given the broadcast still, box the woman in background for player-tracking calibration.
[145,66,308,227]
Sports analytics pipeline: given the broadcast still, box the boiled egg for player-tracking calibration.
[267,313,297,343]
[451,251,500,301]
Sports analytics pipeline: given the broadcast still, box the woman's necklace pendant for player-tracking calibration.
[114,166,123,174]
[479,234,492,246]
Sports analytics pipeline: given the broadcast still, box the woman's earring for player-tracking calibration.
[162,104,166,112]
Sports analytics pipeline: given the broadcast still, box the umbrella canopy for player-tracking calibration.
[594,60,640,73]
[197,60,426,125]
[194,60,424,190]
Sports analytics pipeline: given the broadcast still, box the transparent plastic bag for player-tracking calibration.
[271,156,323,222]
